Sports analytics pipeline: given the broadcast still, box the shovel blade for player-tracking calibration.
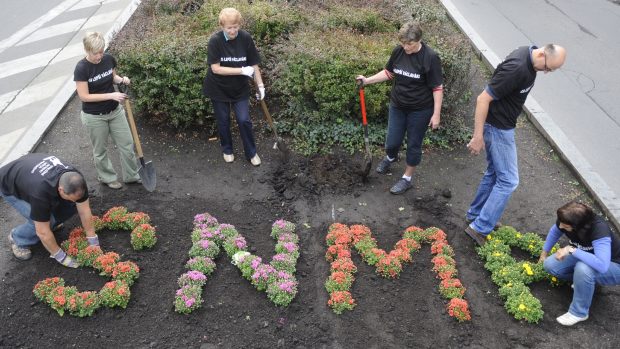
[138,161,156,192]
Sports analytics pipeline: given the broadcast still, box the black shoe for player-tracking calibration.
[390,178,412,195]
[466,217,502,231]
[376,157,396,174]
[464,226,487,246]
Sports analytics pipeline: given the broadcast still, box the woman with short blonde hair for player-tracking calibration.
[74,31,140,189]
[202,7,265,166]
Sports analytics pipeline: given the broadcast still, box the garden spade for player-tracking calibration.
[253,80,290,160]
[119,84,156,192]
[357,81,372,179]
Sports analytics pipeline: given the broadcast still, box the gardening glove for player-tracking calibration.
[51,249,79,268]
[87,234,99,246]
[240,66,255,77]
[256,84,265,100]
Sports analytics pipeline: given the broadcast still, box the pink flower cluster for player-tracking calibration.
[175,213,300,314]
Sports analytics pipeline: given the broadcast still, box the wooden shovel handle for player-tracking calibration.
[254,81,280,139]
[124,98,144,158]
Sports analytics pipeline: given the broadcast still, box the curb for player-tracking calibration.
[439,0,620,231]
[1,0,142,167]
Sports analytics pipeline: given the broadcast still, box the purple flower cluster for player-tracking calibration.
[176,213,299,313]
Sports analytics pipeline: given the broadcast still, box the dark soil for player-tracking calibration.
[2,4,620,349]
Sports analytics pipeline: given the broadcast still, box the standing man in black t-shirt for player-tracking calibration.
[0,154,99,267]
[464,44,567,245]
[203,7,264,166]
[356,22,444,194]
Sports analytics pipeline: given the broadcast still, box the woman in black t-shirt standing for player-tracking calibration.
[74,32,140,189]
[356,22,443,194]
[202,8,264,166]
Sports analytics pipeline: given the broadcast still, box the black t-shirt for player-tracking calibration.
[73,53,119,114]
[564,216,620,264]
[202,30,260,102]
[385,42,443,110]
[0,154,88,222]
[485,46,537,129]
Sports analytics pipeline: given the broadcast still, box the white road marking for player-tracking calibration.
[0,90,19,111]
[0,127,27,161]
[0,42,83,80]
[3,75,69,113]
[0,0,81,54]
[18,10,122,46]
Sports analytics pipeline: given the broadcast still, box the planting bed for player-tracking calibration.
[1,93,619,348]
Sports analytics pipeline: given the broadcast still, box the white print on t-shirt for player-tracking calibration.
[393,68,420,79]
[88,68,113,83]
[520,84,534,94]
[220,56,247,62]
[31,156,68,176]
[570,242,594,252]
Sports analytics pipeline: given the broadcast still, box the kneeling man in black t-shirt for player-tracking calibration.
[0,154,99,267]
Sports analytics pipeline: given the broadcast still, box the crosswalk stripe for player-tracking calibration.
[0,90,19,111]
[3,76,69,113]
[18,9,123,47]
[71,0,123,11]
[0,127,27,161]
[0,48,58,79]
[0,42,83,80]
[0,0,81,54]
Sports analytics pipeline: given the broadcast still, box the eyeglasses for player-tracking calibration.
[543,53,555,73]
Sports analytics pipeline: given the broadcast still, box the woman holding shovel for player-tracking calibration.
[74,31,140,189]
[356,21,443,194]
[202,7,264,166]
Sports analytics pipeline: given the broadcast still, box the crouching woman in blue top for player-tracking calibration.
[540,201,620,326]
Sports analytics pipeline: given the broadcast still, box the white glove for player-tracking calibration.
[51,249,79,268]
[240,66,255,77]
[256,85,265,100]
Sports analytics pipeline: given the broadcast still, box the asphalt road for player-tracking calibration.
[443,0,620,227]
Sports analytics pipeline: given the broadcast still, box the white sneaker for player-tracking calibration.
[250,154,261,166]
[556,312,588,326]
[223,154,234,163]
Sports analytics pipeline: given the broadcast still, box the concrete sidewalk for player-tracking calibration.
[441,0,620,229]
[0,0,140,166]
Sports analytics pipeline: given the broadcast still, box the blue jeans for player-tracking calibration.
[212,99,256,160]
[1,193,76,247]
[544,255,620,317]
[385,105,433,167]
[466,123,519,234]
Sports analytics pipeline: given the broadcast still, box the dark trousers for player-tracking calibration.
[385,105,433,166]
[212,99,257,160]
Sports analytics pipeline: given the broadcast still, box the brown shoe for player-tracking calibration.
[464,226,487,246]
[466,218,502,231]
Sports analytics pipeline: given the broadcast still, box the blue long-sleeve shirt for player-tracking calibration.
[543,224,612,273]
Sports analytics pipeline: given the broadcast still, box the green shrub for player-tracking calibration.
[195,0,303,45]
[116,31,211,129]
[112,0,476,152]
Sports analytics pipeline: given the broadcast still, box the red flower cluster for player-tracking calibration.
[32,206,153,317]
[93,252,121,276]
[324,224,471,322]
[325,224,357,314]
[61,228,88,257]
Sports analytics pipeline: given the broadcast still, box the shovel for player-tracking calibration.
[118,84,156,192]
[253,80,290,160]
[357,81,372,179]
